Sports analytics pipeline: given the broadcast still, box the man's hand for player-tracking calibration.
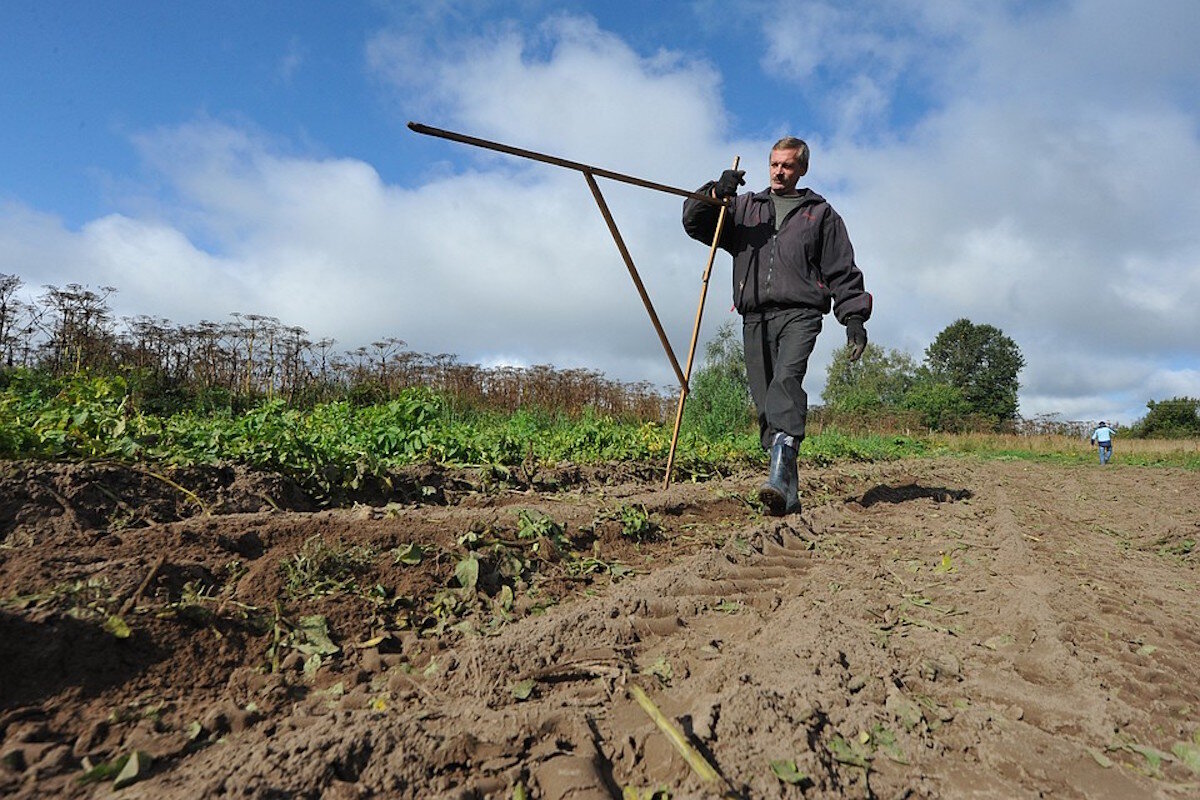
[846,317,867,361]
[714,169,745,199]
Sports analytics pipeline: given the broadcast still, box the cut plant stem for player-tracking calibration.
[119,553,167,616]
[629,683,720,784]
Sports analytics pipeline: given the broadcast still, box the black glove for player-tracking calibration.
[713,169,745,199]
[845,317,867,361]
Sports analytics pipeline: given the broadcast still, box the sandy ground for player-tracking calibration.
[1,456,1198,799]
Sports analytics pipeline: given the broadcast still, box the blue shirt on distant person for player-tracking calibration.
[1090,422,1115,464]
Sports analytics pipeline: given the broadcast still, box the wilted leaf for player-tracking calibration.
[294,615,339,656]
[885,693,924,732]
[512,679,536,701]
[113,750,151,789]
[104,615,132,639]
[770,758,806,784]
[316,682,345,698]
[646,656,673,685]
[1135,644,1158,657]
[392,543,424,566]
[982,634,1014,650]
[455,555,480,591]
[871,725,909,764]
[609,563,633,580]
[1128,742,1173,776]
[77,754,130,785]
[829,736,871,768]
[303,653,323,680]
[497,584,515,612]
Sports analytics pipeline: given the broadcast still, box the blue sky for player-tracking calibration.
[2,0,1199,424]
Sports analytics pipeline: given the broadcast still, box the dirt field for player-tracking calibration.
[2,455,1198,799]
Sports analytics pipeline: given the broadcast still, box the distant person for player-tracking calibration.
[1090,421,1115,464]
[682,137,871,515]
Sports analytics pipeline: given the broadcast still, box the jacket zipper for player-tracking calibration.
[764,203,806,303]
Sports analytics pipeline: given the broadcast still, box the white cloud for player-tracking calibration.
[370,13,730,178]
[4,3,1198,426]
[2,9,832,403]
[754,1,1200,421]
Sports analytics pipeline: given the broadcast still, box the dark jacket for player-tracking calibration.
[683,184,872,323]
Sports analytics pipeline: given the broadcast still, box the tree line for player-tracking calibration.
[0,274,669,419]
[683,317,1028,436]
[686,317,1199,438]
[819,320,1198,437]
[6,273,1194,437]
[821,317,1026,431]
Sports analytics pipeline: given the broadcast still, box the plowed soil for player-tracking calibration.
[2,456,1198,799]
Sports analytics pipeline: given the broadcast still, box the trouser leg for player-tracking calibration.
[742,309,823,450]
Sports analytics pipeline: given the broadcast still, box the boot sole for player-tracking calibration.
[758,484,787,516]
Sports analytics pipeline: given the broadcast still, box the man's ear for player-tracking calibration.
[798,165,808,177]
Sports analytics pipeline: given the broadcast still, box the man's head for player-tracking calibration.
[769,137,809,195]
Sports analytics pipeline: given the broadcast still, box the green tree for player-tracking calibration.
[824,342,917,412]
[900,375,972,430]
[923,319,1024,422]
[1131,397,1200,438]
[683,321,754,439]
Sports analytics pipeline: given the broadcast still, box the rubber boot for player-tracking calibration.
[758,433,801,516]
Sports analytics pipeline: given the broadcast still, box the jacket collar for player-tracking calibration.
[749,187,824,205]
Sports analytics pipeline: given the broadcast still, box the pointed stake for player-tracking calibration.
[663,157,740,489]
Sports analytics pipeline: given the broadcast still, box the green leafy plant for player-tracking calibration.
[515,509,571,554]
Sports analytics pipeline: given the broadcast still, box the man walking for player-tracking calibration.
[1090,421,1115,464]
[683,137,872,515]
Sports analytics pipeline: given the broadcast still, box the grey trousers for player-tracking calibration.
[742,308,823,450]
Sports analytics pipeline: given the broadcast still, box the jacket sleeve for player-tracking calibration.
[682,182,733,250]
[820,207,872,324]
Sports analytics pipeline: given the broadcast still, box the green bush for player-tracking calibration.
[683,321,755,441]
[1129,397,1200,438]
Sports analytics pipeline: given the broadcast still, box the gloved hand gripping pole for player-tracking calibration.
[662,157,739,489]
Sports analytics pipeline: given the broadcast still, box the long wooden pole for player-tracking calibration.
[408,122,724,207]
[582,171,685,389]
[662,157,740,489]
[409,121,740,488]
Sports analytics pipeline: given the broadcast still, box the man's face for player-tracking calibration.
[769,148,804,195]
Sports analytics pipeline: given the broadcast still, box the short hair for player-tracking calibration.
[771,136,810,173]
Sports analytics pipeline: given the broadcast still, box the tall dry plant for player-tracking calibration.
[1,275,672,421]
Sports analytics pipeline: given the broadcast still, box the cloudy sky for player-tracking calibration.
[2,1,1198,424]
